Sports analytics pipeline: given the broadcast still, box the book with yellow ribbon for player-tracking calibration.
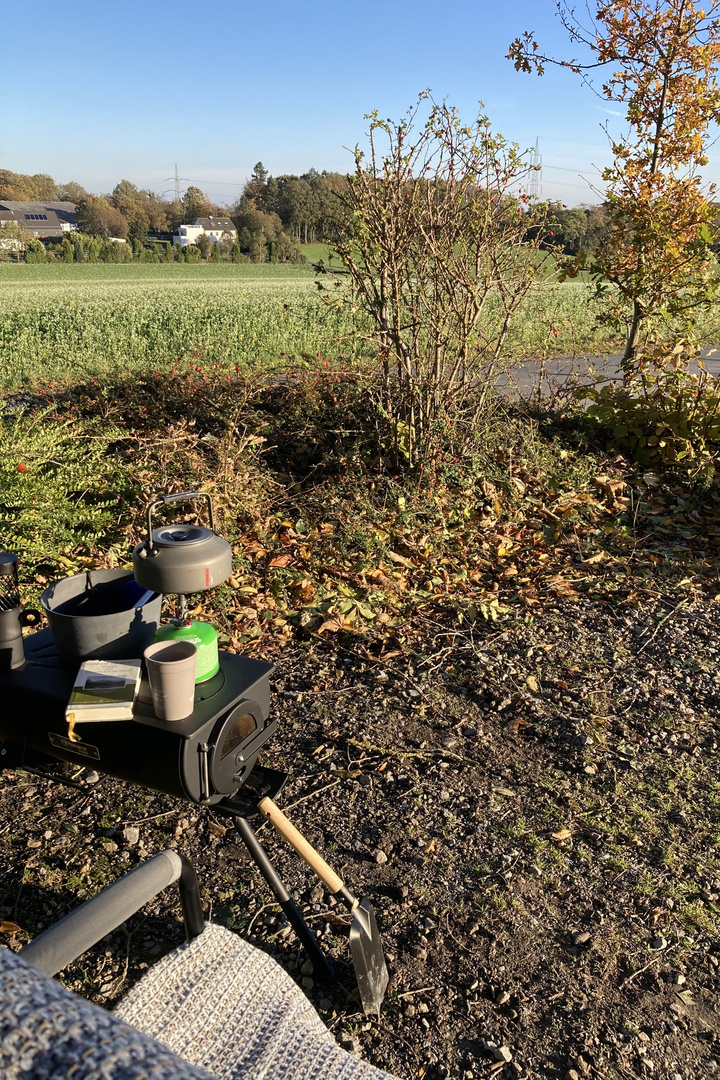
[65,659,142,741]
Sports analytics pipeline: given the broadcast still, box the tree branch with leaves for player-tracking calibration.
[509,0,720,375]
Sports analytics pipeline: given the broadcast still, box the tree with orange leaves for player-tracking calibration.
[509,1,720,376]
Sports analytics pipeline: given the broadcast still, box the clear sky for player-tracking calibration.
[2,0,717,207]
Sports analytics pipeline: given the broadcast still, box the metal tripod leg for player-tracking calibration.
[232,816,335,982]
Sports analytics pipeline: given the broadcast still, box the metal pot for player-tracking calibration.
[132,492,232,596]
[40,569,162,665]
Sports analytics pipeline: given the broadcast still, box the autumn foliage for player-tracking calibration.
[509,1,720,373]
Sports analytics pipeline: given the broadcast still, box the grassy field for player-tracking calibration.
[0,263,359,388]
[299,243,337,264]
[1,261,717,391]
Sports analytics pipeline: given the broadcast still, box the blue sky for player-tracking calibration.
[2,0,717,207]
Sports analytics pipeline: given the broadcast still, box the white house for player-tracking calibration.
[173,217,237,247]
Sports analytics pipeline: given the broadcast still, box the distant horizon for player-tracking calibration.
[1,156,611,210]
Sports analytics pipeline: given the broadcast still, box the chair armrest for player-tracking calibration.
[20,849,204,976]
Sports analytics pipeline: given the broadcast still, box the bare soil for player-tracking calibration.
[0,591,718,1080]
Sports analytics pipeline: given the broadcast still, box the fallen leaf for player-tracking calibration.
[268,554,292,568]
[208,821,227,837]
[0,921,21,935]
[551,828,573,841]
[506,718,533,733]
[526,674,540,693]
[324,912,351,928]
[387,551,415,569]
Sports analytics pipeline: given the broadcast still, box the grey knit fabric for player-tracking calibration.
[0,943,215,1079]
[115,923,395,1080]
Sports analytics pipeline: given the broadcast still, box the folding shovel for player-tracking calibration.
[258,796,390,1014]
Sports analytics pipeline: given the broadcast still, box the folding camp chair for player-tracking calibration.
[0,850,395,1079]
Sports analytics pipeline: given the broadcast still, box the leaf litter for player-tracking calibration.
[2,371,720,1078]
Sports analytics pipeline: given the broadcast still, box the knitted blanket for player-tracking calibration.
[115,922,394,1080]
[0,943,214,1079]
[0,924,397,1079]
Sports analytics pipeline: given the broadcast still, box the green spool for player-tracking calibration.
[153,620,219,683]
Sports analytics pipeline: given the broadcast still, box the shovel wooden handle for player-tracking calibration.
[258,796,344,894]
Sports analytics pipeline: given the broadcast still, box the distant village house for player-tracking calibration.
[0,201,76,239]
[173,217,237,247]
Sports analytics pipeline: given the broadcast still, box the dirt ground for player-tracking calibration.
[0,592,718,1080]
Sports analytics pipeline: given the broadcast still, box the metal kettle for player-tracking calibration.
[132,492,232,595]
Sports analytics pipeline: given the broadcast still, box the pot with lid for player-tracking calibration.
[133,492,233,683]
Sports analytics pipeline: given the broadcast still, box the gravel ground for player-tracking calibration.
[0,592,718,1080]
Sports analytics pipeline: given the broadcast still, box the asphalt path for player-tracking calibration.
[497,344,720,398]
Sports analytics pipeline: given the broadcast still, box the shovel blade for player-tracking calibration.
[348,897,389,1014]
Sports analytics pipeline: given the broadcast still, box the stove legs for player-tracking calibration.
[231,816,335,982]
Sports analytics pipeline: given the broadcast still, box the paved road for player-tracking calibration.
[497,344,720,397]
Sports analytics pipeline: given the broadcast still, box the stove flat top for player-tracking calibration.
[1,629,273,740]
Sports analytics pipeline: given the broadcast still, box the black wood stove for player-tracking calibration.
[0,628,338,980]
[0,628,276,806]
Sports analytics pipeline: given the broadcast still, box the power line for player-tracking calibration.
[543,163,605,174]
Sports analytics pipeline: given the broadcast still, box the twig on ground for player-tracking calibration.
[636,598,687,655]
[396,986,436,999]
[348,737,476,766]
[620,943,676,987]
[120,810,178,826]
[283,778,342,812]
[247,902,279,934]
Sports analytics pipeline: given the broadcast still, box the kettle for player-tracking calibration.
[132,492,232,595]
[133,492,233,683]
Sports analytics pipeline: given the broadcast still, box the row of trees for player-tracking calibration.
[0,170,87,204]
[2,166,353,258]
[243,163,348,243]
[75,179,308,262]
[22,233,268,265]
[0,164,666,266]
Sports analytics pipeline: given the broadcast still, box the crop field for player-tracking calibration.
[1,262,717,391]
[0,263,360,389]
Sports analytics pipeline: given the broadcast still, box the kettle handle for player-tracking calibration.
[145,491,216,552]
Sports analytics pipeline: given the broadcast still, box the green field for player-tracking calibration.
[1,261,716,391]
[0,263,358,388]
[299,243,338,264]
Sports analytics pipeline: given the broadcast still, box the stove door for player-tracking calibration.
[210,699,268,797]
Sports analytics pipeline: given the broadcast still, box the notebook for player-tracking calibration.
[65,659,142,740]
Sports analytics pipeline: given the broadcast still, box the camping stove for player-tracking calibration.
[0,628,276,804]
